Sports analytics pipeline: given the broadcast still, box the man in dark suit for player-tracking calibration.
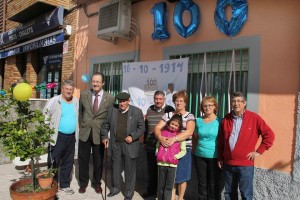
[78,72,115,194]
[101,92,145,200]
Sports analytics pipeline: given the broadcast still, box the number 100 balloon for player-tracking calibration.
[151,0,200,40]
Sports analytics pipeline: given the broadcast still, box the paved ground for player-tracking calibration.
[0,159,156,200]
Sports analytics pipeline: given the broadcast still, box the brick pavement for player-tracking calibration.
[0,160,156,200]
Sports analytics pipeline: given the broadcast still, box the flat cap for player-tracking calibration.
[115,92,130,100]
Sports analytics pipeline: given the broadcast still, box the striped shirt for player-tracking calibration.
[145,104,174,152]
[229,113,243,151]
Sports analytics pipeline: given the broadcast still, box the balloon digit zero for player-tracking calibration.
[214,0,248,37]
[173,0,200,38]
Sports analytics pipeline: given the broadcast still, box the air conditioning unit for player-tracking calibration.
[97,0,132,39]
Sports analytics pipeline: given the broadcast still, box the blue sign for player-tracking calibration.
[0,7,64,48]
[0,32,64,59]
[42,54,62,65]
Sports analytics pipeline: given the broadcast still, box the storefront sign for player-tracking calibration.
[43,54,62,65]
[0,30,64,59]
[0,7,64,48]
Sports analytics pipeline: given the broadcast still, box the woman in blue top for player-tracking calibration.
[194,96,221,200]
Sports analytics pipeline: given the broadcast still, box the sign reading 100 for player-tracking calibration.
[123,62,183,74]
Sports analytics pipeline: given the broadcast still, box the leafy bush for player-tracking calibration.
[0,88,55,191]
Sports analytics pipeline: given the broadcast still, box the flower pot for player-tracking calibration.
[10,178,58,200]
[36,173,54,189]
[38,177,54,189]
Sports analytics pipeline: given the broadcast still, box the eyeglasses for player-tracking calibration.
[202,104,214,108]
[232,100,244,103]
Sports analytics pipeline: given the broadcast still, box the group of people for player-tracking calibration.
[42,72,275,200]
[144,91,275,200]
[43,73,115,195]
[43,72,145,199]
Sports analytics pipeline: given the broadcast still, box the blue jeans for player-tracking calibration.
[224,164,254,200]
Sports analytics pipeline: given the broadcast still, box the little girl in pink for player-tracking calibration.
[156,114,186,200]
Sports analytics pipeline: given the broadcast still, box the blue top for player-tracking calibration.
[195,117,220,158]
[58,101,76,134]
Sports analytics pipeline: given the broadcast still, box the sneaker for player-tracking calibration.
[59,187,75,195]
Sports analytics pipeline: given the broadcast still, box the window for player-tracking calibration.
[93,59,133,96]
[92,50,248,118]
[170,49,249,118]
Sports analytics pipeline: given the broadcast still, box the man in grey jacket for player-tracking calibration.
[101,92,145,200]
[43,80,79,195]
[78,72,115,194]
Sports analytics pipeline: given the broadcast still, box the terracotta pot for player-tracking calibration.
[10,178,58,200]
[36,173,54,189]
[38,177,54,189]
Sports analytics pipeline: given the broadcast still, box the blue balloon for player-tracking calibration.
[0,90,6,96]
[173,0,200,38]
[81,74,90,83]
[151,2,170,40]
[214,0,248,37]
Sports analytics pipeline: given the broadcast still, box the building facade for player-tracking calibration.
[74,0,300,199]
[0,0,77,98]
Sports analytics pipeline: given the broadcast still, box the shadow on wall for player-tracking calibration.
[269,161,290,171]
[269,158,298,171]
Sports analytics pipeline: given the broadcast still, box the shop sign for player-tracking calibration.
[43,54,62,65]
[0,7,64,48]
[0,31,64,59]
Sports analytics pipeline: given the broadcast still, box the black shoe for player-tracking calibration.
[107,190,120,197]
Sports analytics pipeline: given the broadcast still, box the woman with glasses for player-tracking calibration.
[194,96,221,200]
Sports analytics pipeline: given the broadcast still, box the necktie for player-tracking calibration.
[93,94,99,115]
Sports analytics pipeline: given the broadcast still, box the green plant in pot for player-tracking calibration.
[0,86,56,197]
[36,166,57,189]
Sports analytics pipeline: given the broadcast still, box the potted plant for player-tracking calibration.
[36,167,57,189]
[0,86,57,199]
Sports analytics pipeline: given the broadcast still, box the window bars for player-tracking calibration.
[93,48,248,118]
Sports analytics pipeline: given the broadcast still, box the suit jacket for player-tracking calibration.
[79,89,115,144]
[101,104,145,159]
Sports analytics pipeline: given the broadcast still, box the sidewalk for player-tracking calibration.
[0,159,155,200]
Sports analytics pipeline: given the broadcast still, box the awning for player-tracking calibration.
[0,30,64,59]
[0,7,64,48]
[8,2,58,23]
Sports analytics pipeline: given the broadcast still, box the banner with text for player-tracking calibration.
[122,58,189,114]
[0,31,64,59]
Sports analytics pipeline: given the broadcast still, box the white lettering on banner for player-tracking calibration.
[8,34,17,41]
[23,36,57,52]
[7,47,20,56]
[19,27,34,38]
[122,58,189,114]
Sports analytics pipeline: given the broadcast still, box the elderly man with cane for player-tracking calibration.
[101,92,145,200]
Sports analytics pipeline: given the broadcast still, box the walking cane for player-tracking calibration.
[104,147,108,200]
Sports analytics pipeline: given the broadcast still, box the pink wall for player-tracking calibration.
[74,0,300,172]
